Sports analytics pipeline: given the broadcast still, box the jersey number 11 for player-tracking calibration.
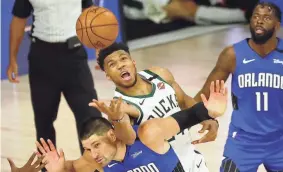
[255,92,268,111]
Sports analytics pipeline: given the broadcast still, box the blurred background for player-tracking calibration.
[2,0,282,79]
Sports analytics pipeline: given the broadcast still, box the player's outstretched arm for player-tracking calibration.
[194,46,236,102]
[90,98,137,145]
[112,97,141,119]
[148,66,225,144]
[7,152,44,172]
[138,87,227,153]
[137,102,214,154]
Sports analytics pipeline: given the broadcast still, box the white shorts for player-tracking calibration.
[190,150,209,172]
[175,143,209,172]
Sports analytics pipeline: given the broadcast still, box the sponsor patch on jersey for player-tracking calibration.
[157,82,165,90]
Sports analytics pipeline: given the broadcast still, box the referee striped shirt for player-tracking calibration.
[12,0,93,43]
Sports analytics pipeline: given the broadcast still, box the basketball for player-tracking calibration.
[76,6,119,49]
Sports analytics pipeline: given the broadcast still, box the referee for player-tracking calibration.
[7,0,101,155]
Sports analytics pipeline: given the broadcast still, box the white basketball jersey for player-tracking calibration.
[114,70,196,172]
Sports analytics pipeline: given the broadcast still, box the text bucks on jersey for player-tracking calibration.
[114,70,193,170]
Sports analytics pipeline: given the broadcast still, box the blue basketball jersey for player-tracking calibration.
[104,126,184,172]
[231,38,283,136]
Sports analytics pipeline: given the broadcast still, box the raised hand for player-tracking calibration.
[43,149,66,172]
[36,138,59,161]
[89,97,126,121]
[35,138,66,172]
[7,152,44,172]
[200,80,228,118]
[89,98,140,119]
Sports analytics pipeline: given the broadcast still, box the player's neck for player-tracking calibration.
[249,37,278,57]
[113,141,127,162]
[117,76,152,96]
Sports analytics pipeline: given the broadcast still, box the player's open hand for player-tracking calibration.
[89,99,112,116]
[89,97,126,121]
[35,138,66,172]
[7,152,44,172]
[201,80,228,118]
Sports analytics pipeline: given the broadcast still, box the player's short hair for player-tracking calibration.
[97,42,130,71]
[79,117,113,140]
[254,1,282,22]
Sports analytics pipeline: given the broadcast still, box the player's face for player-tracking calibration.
[250,5,280,44]
[81,130,117,167]
[104,50,138,88]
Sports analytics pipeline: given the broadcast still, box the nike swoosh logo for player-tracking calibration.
[108,163,117,168]
[139,99,145,105]
[243,58,255,64]
[196,159,202,168]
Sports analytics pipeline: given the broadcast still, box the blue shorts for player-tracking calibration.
[220,125,283,172]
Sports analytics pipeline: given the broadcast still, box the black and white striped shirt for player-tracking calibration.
[12,0,93,43]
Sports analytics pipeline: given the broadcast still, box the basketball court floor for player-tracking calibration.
[1,25,282,172]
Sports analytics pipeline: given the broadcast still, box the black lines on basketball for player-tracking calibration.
[77,18,83,42]
[91,9,108,21]
[93,41,105,49]
[89,6,99,14]
[89,10,107,27]
[92,24,118,27]
[90,15,117,41]
[89,9,115,41]
[77,18,83,30]
[76,6,119,49]
[75,24,118,31]
[85,9,97,49]
[90,26,114,41]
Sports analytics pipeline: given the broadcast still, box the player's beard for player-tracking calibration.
[250,25,275,45]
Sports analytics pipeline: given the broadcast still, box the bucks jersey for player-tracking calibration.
[104,126,185,172]
[231,38,283,136]
[114,70,194,172]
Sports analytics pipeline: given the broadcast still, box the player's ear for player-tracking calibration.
[107,129,116,142]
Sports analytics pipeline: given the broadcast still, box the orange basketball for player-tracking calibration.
[76,6,119,49]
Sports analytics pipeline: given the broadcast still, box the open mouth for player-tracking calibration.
[96,157,104,164]
[255,26,265,34]
[120,71,131,81]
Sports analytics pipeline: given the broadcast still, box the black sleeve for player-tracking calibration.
[171,102,214,131]
[12,0,33,18]
[82,0,93,9]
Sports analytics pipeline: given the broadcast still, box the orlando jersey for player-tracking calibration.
[231,38,283,136]
[114,70,194,172]
[104,126,185,172]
